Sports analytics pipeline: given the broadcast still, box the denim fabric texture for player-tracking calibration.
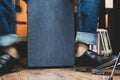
[0,0,16,36]
[76,0,102,45]
[0,34,17,46]
[0,0,17,46]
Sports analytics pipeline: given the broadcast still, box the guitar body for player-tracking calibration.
[15,0,27,35]
[28,0,75,67]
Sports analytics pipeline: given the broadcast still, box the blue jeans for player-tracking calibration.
[0,0,17,46]
[76,0,101,45]
[0,0,16,35]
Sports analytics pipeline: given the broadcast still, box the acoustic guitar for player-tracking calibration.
[15,0,27,35]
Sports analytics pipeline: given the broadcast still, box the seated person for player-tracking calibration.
[0,0,19,75]
[75,0,116,70]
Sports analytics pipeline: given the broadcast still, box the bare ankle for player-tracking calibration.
[4,47,19,59]
[76,43,89,57]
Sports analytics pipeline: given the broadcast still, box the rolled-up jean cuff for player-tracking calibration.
[0,34,18,47]
[75,32,96,45]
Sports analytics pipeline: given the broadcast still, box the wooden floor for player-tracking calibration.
[1,35,119,80]
[0,68,120,80]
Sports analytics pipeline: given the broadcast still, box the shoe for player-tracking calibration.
[75,49,117,71]
[0,53,19,76]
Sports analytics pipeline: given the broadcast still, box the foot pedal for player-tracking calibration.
[91,69,105,75]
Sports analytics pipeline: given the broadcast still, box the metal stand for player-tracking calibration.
[108,52,120,80]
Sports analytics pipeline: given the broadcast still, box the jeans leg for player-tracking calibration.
[0,0,17,46]
[0,0,16,35]
[76,0,102,44]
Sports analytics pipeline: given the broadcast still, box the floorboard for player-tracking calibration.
[0,68,120,80]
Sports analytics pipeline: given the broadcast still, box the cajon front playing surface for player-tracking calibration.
[28,0,75,67]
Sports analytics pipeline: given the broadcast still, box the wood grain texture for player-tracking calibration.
[0,68,120,80]
[17,35,27,42]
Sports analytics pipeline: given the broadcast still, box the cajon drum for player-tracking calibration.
[28,0,75,67]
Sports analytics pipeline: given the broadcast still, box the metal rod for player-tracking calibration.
[108,52,120,80]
